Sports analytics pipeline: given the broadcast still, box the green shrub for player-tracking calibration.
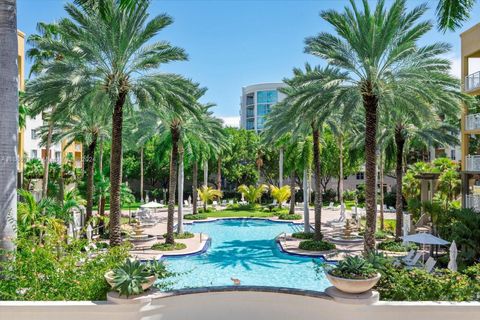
[299,240,336,251]
[329,256,377,279]
[378,240,417,252]
[0,238,129,301]
[184,214,208,220]
[291,232,314,239]
[162,231,194,239]
[198,207,216,213]
[226,203,261,211]
[277,213,301,220]
[151,242,187,251]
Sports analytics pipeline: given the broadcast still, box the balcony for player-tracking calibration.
[465,71,480,92]
[466,113,480,130]
[465,194,480,212]
[466,155,480,171]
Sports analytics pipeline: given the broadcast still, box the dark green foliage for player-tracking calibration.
[378,240,418,252]
[329,256,377,280]
[151,242,187,251]
[112,259,150,297]
[277,213,302,220]
[291,232,314,239]
[184,214,208,220]
[299,240,336,251]
[162,231,194,239]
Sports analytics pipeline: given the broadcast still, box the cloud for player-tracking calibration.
[219,116,240,128]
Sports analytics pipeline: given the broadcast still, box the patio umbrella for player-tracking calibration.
[402,233,449,264]
[447,240,458,272]
[141,201,163,209]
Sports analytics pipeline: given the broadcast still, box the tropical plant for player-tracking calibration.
[23,158,43,190]
[326,256,377,280]
[237,184,268,204]
[197,186,222,211]
[269,185,291,208]
[436,0,476,31]
[26,0,194,246]
[303,0,464,251]
[112,259,151,297]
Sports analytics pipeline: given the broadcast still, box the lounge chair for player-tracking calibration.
[328,202,334,210]
[402,249,416,262]
[404,251,423,267]
[424,257,436,273]
[228,200,234,205]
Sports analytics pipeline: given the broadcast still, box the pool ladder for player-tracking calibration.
[278,232,287,243]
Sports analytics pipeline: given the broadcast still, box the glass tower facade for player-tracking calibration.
[241,84,284,132]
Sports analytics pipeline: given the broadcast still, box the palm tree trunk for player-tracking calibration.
[177,145,184,234]
[108,91,127,247]
[338,136,345,217]
[203,160,208,187]
[303,168,310,233]
[97,138,105,234]
[217,156,222,191]
[58,151,64,204]
[289,170,296,214]
[41,122,53,198]
[192,161,198,214]
[166,125,180,245]
[0,0,18,256]
[312,124,323,241]
[279,148,284,187]
[85,133,98,224]
[395,126,405,240]
[379,152,385,231]
[140,146,144,203]
[363,87,378,252]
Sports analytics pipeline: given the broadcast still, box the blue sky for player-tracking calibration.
[18,0,480,126]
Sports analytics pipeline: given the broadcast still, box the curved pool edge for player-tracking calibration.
[275,239,338,263]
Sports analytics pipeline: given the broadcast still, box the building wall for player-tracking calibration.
[18,31,25,176]
[240,83,287,132]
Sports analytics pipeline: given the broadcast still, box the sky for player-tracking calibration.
[18,0,480,127]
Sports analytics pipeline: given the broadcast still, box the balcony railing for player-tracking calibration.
[466,113,480,130]
[465,71,480,91]
[466,194,480,212]
[466,155,480,171]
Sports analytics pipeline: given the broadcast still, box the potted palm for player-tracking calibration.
[323,256,381,294]
[105,259,169,300]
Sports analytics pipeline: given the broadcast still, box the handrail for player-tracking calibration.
[465,70,480,91]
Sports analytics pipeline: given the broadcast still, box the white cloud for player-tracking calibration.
[219,116,240,128]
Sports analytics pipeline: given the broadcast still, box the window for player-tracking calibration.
[356,172,364,180]
[257,104,271,116]
[246,93,254,106]
[31,149,37,159]
[257,116,266,130]
[31,129,37,139]
[450,149,456,160]
[257,90,278,104]
[246,106,254,118]
[55,151,61,163]
[246,119,254,130]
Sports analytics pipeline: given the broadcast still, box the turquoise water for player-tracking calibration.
[159,219,331,292]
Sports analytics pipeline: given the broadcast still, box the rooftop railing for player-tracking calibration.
[466,154,480,172]
[465,71,480,91]
[465,194,480,212]
[466,113,480,130]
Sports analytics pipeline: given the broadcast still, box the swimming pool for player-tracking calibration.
[158,219,332,292]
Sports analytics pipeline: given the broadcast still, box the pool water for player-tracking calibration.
[159,219,331,292]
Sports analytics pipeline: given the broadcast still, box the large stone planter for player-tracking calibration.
[326,272,381,294]
[104,271,157,291]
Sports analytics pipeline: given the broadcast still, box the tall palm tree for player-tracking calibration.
[304,0,462,251]
[27,0,194,246]
[436,0,476,31]
[0,0,18,255]
[45,97,110,223]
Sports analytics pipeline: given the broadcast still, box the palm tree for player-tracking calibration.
[436,0,476,31]
[27,0,194,246]
[269,185,291,208]
[237,184,268,204]
[45,98,110,223]
[0,0,18,255]
[197,186,222,211]
[304,0,463,250]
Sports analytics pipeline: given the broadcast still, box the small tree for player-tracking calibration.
[237,184,268,204]
[269,185,291,208]
[197,186,222,211]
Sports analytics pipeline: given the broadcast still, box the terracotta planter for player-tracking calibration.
[326,272,381,294]
[104,271,157,291]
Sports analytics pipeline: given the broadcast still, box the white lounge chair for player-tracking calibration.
[402,249,416,262]
[212,201,218,206]
[424,257,437,273]
[228,200,234,205]
[328,202,334,210]
[404,251,423,267]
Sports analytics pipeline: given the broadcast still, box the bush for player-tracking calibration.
[329,256,377,280]
[299,240,336,251]
[162,231,194,239]
[343,190,356,201]
[151,242,187,251]
[184,214,208,220]
[0,238,129,301]
[323,188,337,203]
[277,213,302,220]
[291,232,314,239]
[378,240,418,252]
[198,207,216,213]
[226,203,260,211]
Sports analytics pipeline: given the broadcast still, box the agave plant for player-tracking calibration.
[197,186,222,211]
[269,185,291,208]
[237,184,268,204]
[329,256,377,280]
[112,259,150,298]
